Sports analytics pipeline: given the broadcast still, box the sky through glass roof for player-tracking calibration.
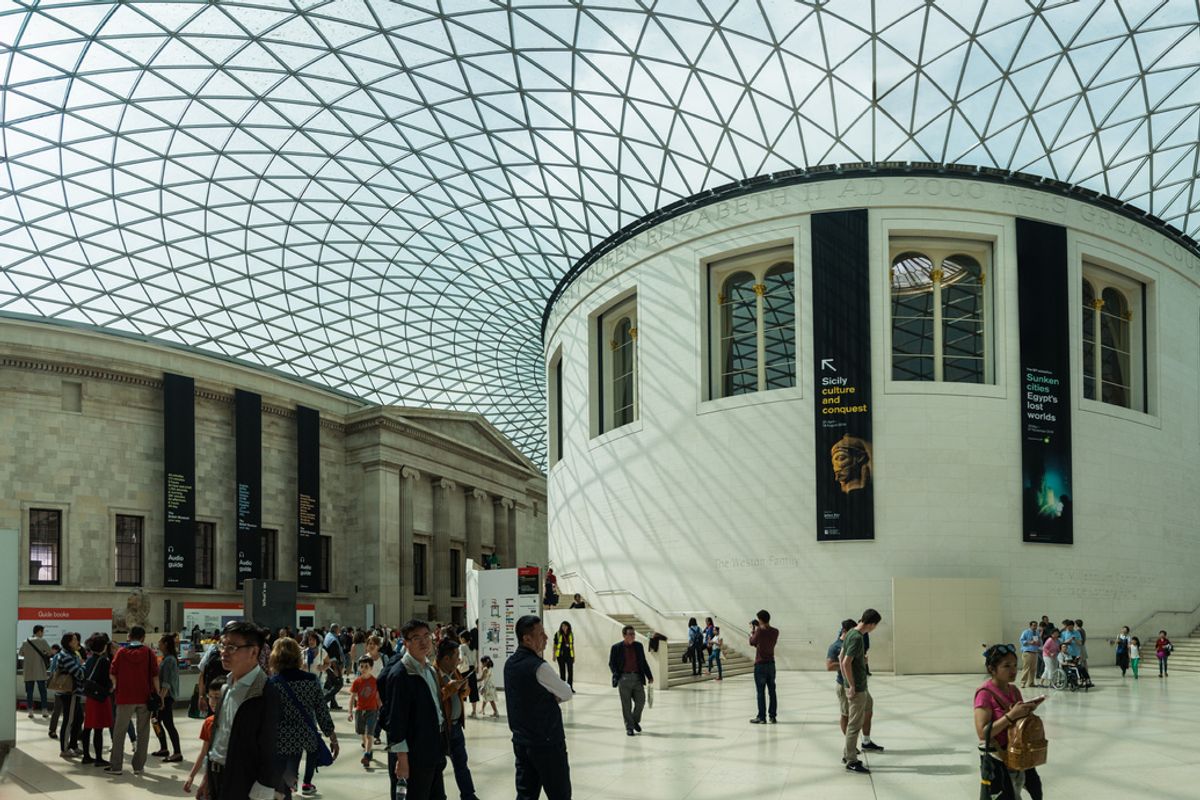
[1,0,1198,466]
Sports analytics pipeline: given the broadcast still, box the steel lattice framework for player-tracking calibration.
[2,1,1198,465]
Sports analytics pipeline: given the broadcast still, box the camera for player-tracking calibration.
[750,620,759,627]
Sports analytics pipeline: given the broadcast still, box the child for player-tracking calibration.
[478,656,498,716]
[184,676,225,796]
[348,656,380,768]
[1130,637,1141,679]
[707,627,723,680]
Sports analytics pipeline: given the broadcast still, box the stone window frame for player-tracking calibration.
[413,537,429,598]
[547,344,564,467]
[22,501,68,586]
[595,293,638,436]
[888,235,995,385]
[109,508,149,588]
[705,244,798,400]
[1081,264,1146,413]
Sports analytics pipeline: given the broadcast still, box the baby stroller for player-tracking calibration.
[1060,657,1093,691]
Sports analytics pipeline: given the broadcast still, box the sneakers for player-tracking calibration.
[301,784,316,795]
[862,741,885,752]
[42,710,49,718]
[27,711,34,719]
[749,717,766,724]
[845,760,870,774]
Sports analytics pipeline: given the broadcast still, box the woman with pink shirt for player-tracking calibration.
[975,644,1046,799]
[1040,629,1061,688]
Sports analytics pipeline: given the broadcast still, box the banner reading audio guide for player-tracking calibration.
[296,405,322,592]
[235,389,262,587]
[1016,219,1073,544]
[811,210,874,541]
[163,373,195,586]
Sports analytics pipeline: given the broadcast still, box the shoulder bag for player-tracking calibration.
[276,677,335,767]
[27,639,51,668]
[145,649,163,714]
[80,657,110,701]
[47,655,76,694]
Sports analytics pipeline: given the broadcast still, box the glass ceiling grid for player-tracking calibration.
[2,1,1198,467]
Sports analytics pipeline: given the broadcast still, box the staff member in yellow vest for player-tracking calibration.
[552,622,575,690]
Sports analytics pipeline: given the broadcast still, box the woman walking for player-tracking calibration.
[1155,631,1172,677]
[80,634,113,767]
[553,621,576,688]
[974,644,1046,799]
[270,637,339,798]
[151,634,183,762]
[1112,626,1130,677]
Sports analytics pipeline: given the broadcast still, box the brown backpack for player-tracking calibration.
[981,686,1048,771]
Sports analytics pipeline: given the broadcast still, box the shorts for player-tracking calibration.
[836,683,848,717]
[354,709,379,736]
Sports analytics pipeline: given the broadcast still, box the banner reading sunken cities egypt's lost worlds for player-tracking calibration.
[811,209,875,542]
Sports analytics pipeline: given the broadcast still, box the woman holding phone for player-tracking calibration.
[975,643,1046,798]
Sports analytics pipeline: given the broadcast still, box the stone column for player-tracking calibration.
[362,462,401,627]
[466,489,487,565]
[494,497,514,567]
[399,467,420,624]
[432,478,456,623]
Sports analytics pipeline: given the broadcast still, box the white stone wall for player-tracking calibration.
[2,321,546,632]
[545,176,1200,670]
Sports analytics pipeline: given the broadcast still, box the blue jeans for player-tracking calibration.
[707,650,722,679]
[754,662,777,720]
[25,680,47,711]
[448,724,476,800]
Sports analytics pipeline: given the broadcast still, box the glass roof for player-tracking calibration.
[2,1,1197,466]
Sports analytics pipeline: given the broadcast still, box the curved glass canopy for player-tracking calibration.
[1,1,1197,466]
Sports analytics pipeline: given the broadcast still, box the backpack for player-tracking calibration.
[981,686,1048,771]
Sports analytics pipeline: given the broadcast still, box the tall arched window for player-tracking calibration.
[890,238,992,384]
[1082,265,1143,410]
[595,294,638,435]
[709,246,796,399]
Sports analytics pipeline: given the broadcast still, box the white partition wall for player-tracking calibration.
[544,175,1200,671]
[892,578,1002,675]
[2,528,18,748]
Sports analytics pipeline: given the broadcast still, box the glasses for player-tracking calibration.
[218,641,253,654]
[406,633,433,643]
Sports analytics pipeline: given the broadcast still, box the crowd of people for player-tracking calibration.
[16,606,1181,800]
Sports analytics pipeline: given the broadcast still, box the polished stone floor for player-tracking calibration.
[2,666,1195,799]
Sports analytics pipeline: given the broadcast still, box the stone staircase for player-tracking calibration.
[1160,623,1200,673]
[610,613,755,687]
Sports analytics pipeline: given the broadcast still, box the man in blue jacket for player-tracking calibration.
[608,626,654,736]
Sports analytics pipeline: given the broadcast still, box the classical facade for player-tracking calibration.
[544,169,1200,669]
[2,319,546,630]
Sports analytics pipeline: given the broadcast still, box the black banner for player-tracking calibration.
[163,373,195,587]
[296,405,322,592]
[812,210,874,541]
[1016,219,1073,544]
[235,389,262,588]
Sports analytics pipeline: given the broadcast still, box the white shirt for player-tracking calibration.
[536,661,573,703]
[207,666,259,765]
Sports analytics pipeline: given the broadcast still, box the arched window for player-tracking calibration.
[1082,266,1142,409]
[595,294,638,435]
[890,238,992,384]
[709,247,796,399]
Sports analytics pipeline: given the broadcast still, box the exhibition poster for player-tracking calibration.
[476,566,541,689]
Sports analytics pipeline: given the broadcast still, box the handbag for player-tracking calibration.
[145,649,163,714]
[80,656,110,702]
[47,657,76,694]
[978,716,1015,800]
[277,677,335,767]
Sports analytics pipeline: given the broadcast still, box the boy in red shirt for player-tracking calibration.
[184,676,225,795]
[348,657,380,768]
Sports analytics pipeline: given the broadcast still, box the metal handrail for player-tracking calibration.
[1128,599,1200,637]
[557,571,752,639]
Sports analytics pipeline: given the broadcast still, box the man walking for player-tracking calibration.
[505,615,573,800]
[382,619,447,800]
[749,609,779,724]
[205,621,283,800]
[106,626,159,776]
[840,609,881,775]
[1019,621,1041,688]
[607,626,654,736]
[20,625,52,718]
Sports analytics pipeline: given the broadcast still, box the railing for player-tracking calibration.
[1129,597,1200,637]
[556,570,752,641]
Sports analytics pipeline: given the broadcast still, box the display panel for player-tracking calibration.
[296,405,323,592]
[1016,218,1073,544]
[163,373,196,586]
[235,389,262,587]
[811,210,875,541]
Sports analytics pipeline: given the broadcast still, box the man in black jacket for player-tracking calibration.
[505,615,574,800]
[608,626,654,736]
[204,621,281,800]
[382,619,447,800]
